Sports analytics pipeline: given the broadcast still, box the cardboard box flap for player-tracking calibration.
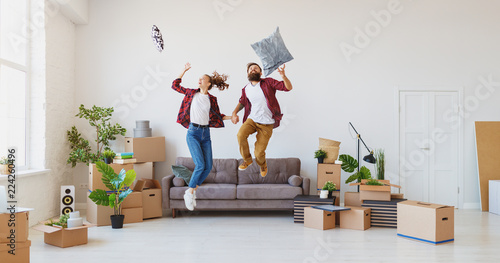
[64,224,93,231]
[350,179,401,189]
[400,200,453,209]
[33,223,93,233]
[133,179,146,191]
[0,240,31,252]
[143,179,161,189]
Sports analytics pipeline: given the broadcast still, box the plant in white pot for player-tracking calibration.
[88,162,136,229]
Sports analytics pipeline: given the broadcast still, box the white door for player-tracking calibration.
[399,91,460,207]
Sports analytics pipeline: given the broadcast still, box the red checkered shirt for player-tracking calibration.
[172,78,225,129]
[239,78,290,128]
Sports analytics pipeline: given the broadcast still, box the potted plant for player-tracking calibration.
[67,104,126,167]
[314,149,327,163]
[88,162,136,229]
[322,181,337,198]
[375,149,385,180]
[339,154,372,184]
[102,149,116,164]
[0,156,9,175]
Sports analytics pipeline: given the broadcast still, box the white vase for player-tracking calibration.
[319,190,328,199]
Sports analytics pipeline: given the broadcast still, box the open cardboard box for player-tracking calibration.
[0,240,31,263]
[33,223,93,248]
[350,179,401,201]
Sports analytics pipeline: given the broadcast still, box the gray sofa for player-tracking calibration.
[161,157,310,217]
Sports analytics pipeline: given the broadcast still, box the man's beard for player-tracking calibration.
[248,72,261,82]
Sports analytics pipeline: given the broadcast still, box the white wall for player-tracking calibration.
[72,0,500,208]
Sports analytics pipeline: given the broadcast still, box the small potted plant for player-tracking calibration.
[314,149,327,163]
[0,156,9,175]
[102,149,116,164]
[88,162,136,229]
[322,181,337,198]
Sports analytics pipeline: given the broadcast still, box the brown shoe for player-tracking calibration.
[260,165,268,177]
[238,160,253,171]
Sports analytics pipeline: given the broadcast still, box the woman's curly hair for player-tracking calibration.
[206,71,229,91]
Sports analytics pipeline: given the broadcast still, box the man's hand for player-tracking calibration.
[277,64,286,77]
[231,114,239,124]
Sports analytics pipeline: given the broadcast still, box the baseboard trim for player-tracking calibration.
[463,202,481,210]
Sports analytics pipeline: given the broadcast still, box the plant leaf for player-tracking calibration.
[89,189,110,206]
[345,171,360,184]
[123,170,136,187]
[339,154,358,173]
[118,189,133,204]
[97,162,116,190]
[359,166,372,180]
[109,193,116,208]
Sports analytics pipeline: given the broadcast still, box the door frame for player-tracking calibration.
[394,86,464,208]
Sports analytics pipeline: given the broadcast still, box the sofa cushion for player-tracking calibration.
[170,184,237,200]
[238,158,301,184]
[236,184,302,200]
[176,157,238,184]
[172,177,186,187]
[288,175,302,187]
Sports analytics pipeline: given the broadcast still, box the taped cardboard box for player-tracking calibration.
[304,206,335,230]
[344,192,362,207]
[135,179,163,219]
[89,163,133,191]
[33,224,92,248]
[397,200,454,245]
[125,136,166,163]
[317,164,341,190]
[340,206,371,230]
[0,240,30,263]
[0,211,29,243]
[350,180,401,201]
[122,207,143,224]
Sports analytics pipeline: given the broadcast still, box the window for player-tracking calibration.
[0,0,29,168]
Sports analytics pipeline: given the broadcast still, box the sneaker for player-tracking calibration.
[192,190,197,207]
[260,165,268,177]
[238,160,253,171]
[183,189,194,211]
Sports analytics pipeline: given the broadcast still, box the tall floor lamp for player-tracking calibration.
[349,122,376,176]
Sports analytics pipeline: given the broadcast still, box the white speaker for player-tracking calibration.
[61,185,75,215]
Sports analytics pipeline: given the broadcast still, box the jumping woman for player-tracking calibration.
[171,63,231,211]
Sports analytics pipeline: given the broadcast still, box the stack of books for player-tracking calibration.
[113,152,136,164]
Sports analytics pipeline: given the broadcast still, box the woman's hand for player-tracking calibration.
[178,62,191,79]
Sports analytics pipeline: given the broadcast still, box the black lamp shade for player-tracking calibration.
[363,153,376,164]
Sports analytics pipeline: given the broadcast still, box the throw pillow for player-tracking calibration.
[288,175,302,187]
[172,177,186,187]
[172,165,192,184]
[251,27,294,76]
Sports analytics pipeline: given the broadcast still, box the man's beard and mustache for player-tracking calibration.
[248,72,261,82]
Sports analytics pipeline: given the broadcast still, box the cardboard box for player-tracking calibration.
[397,200,454,244]
[0,211,29,243]
[86,192,113,226]
[134,162,155,182]
[344,192,362,207]
[0,240,30,262]
[89,163,133,191]
[391,193,404,199]
[304,206,335,230]
[340,206,371,230]
[350,180,401,201]
[33,223,92,248]
[139,179,163,219]
[317,164,341,190]
[122,207,144,224]
[125,136,166,163]
[121,191,143,209]
[293,195,337,223]
[489,180,500,215]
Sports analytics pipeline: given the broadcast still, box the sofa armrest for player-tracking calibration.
[299,175,310,195]
[161,174,175,209]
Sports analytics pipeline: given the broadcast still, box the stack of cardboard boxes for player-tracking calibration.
[86,136,165,226]
[0,210,30,262]
[316,163,341,224]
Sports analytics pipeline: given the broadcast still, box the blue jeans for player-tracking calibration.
[186,123,213,188]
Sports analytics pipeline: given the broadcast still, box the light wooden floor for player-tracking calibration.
[28,209,500,263]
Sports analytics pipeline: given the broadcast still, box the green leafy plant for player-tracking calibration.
[0,156,8,165]
[314,149,327,159]
[322,181,337,191]
[67,104,126,167]
[102,149,116,159]
[339,154,372,184]
[45,214,70,228]
[365,178,384,186]
[375,148,385,180]
[88,161,136,216]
